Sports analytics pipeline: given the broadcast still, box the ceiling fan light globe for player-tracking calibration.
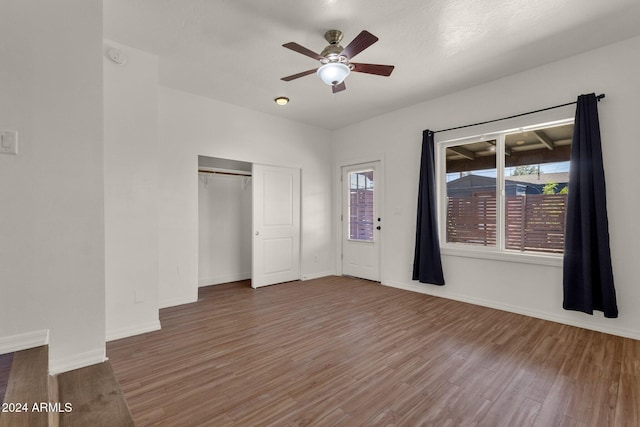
[317,62,350,86]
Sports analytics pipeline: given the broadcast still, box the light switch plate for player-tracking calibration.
[0,130,18,155]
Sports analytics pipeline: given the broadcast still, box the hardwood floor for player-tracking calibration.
[107,276,640,426]
[57,361,135,427]
[0,346,48,427]
[0,353,12,404]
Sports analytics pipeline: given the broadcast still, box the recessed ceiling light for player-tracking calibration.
[274,97,289,106]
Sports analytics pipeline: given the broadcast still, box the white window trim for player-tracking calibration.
[436,118,573,267]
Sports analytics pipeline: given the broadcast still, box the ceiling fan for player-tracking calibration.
[281,30,395,93]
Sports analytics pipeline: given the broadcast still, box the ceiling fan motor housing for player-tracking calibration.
[321,30,346,61]
[324,30,343,45]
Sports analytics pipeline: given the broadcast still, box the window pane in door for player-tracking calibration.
[348,170,374,241]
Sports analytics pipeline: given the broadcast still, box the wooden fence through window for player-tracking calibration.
[447,194,568,253]
[349,188,374,241]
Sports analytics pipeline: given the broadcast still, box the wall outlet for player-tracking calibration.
[0,130,18,155]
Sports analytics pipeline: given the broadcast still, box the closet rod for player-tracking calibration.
[198,169,252,177]
[430,93,605,134]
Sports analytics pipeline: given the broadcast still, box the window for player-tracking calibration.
[439,120,573,257]
[348,170,374,241]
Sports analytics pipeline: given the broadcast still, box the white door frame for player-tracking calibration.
[334,155,385,281]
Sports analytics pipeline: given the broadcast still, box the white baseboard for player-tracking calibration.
[301,271,335,281]
[49,347,106,375]
[159,295,198,309]
[197,271,335,286]
[198,272,251,287]
[106,320,161,342]
[382,279,640,341]
[0,329,49,355]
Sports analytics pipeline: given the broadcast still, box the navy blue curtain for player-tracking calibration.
[413,130,445,285]
[563,93,618,318]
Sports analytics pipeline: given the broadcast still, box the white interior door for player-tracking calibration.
[252,164,301,288]
[342,162,381,281]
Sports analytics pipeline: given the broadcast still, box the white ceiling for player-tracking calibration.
[104,0,640,130]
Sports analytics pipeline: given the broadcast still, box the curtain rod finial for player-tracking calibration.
[597,93,605,101]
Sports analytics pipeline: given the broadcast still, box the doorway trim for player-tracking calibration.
[334,154,385,282]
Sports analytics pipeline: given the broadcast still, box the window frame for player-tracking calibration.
[436,118,574,267]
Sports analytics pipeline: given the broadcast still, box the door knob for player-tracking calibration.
[376,226,381,230]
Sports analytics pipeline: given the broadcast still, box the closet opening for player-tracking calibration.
[198,155,302,289]
[198,156,252,288]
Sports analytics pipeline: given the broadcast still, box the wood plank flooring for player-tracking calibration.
[57,360,135,427]
[0,353,12,404]
[0,346,48,427]
[107,276,640,426]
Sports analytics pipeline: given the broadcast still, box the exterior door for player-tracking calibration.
[252,164,301,288]
[342,162,381,281]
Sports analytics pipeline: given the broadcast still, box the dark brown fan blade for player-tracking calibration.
[282,42,325,61]
[340,30,379,60]
[332,82,346,93]
[281,69,318,81]
[351,63,395,76]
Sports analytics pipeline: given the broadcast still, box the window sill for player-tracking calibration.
[440,245,563,267]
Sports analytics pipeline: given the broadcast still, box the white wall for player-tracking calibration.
[104,40,161,341]
[333,36,640,339]
[0,0,106,373]
[198,173,252,286]
[158,88,334,307]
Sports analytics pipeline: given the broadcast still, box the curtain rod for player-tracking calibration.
[431,93,605,134]
[198,169,252,177]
